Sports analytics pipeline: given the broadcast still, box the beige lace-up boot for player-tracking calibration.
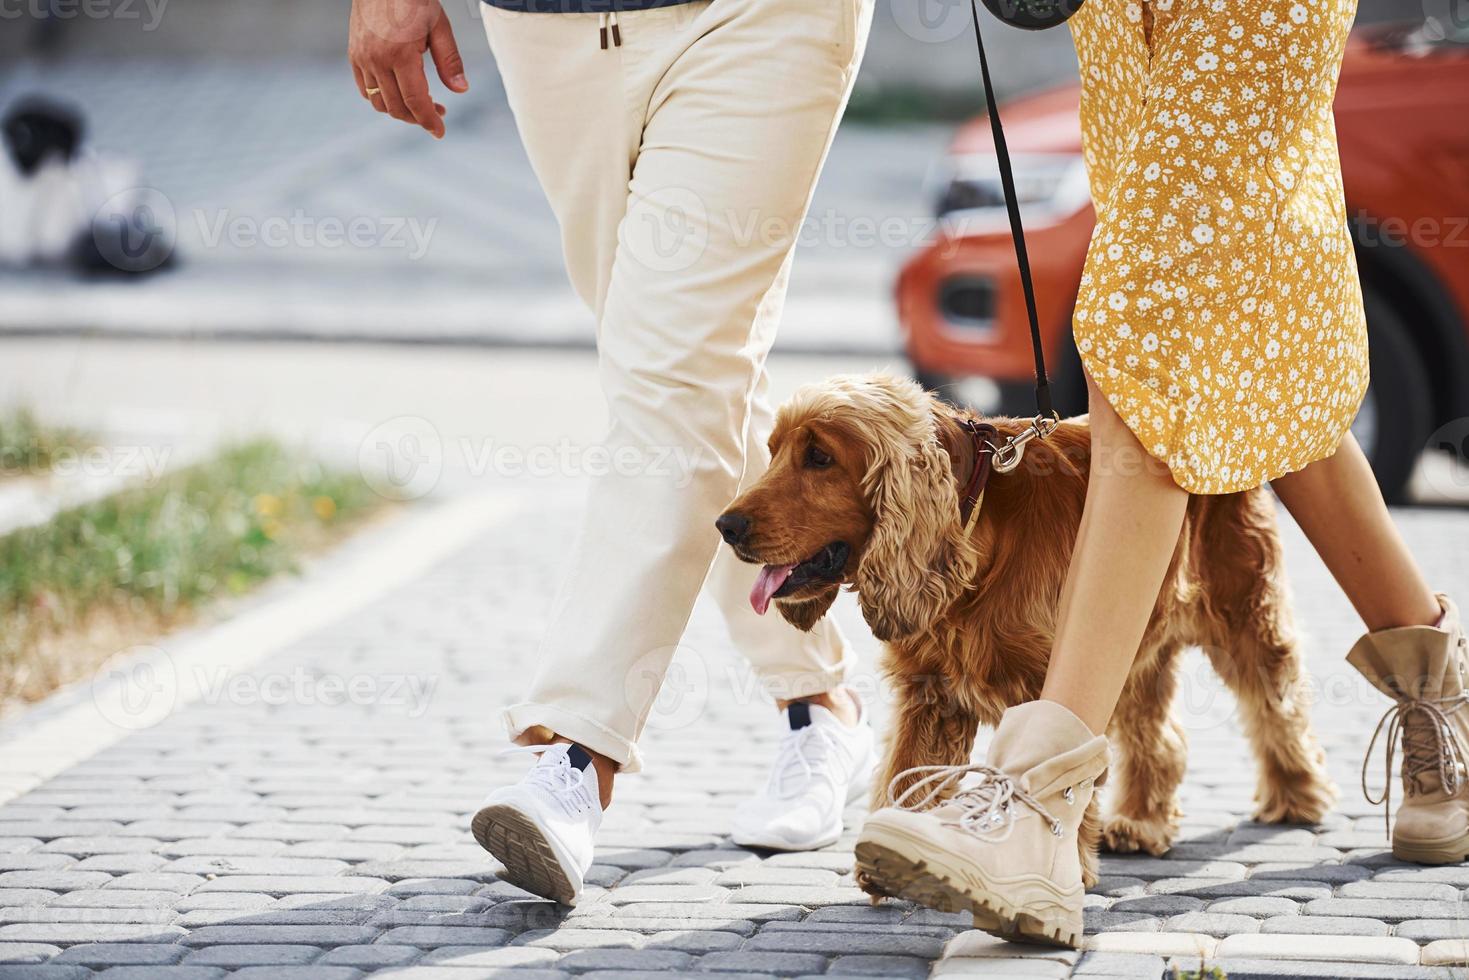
[854,700,1108,948]
[1350,594,1469,864]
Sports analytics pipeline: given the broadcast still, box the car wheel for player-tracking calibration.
[1355,287,1431,505]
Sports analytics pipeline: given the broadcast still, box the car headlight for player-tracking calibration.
[934,152,1091,228]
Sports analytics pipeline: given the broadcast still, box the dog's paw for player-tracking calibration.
[1254,775,1338,825]
[1102,814,1176,856]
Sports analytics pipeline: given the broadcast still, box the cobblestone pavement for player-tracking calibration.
[1,485,1468,980]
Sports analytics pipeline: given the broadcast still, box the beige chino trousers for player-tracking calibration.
[483,0,872,772]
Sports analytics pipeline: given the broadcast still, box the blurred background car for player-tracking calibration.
[897,19,1469,503]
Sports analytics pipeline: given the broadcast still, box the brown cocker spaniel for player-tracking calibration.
[717,373,1334,883]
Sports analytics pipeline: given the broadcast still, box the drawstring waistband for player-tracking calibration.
[599,10,622,49]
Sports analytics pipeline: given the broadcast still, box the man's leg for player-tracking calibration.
[475,0,872,896]
[705,360,857,713]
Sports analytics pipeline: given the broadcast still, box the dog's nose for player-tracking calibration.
[716,512,751,546]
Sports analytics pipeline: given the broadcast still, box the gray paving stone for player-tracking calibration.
[1162,912,1262,937]
[1260,914,1390,936]
[1393,920,1469,942]
[1304,898,1464,922]
[0,967,93,980]
[1341,880,1463,901]
[743,929,944,957]
[0,923,186,945]
[0,871,113,892]
[0,943,61,963]
[1204,897,1300,917]
[377,926,512,947]
[354,970,568,980]
[1170,958,1454,979]
[94,969,227,980]
[643,930,744,953]
[827,954,931,977]
[0,890,56,905]
[1080,911,1161,933]
[1073,951,1166,976]
[182,944,322,966]
[558,948,694,971]
[1251,864,1375,884]
[230,968,365,980]
[697,950,830,974]
[72,855,168,874]
[317,943,425,967]
[418,945,560,967]
[49,888,178,907]
[52,942,189,965]
[516,929,643,951]
[191,875,390,896]
[1107,895,1204,916]
[179,925,381,946]
[163,857,350,876]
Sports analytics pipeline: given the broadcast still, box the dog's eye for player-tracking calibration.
[805,444,834,469]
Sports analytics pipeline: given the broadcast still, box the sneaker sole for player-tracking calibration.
[471,802,578,905]
[1393,830,1469,865]
[855,829,1082,948]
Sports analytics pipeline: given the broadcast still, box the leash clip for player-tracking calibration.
[991,413,1059,474]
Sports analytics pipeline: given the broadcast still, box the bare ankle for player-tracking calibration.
[778,686,859,727]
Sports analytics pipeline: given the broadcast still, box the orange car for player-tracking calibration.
[897,20,1469,501]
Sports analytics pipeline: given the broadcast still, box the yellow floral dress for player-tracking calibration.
[1069,0,1369,493]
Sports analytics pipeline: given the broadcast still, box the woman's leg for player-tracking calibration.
[1270,433,1439,631]
[1040,373,1191,734]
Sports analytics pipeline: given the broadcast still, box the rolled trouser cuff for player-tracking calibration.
[754,637,855,703]
[503,702,646,774]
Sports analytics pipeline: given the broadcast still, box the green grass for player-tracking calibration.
[0,438,384,707]
[0,408,92,476]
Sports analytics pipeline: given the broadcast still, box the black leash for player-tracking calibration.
[963,0,1059,471]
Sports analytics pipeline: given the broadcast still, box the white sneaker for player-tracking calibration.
[471,743,601,905]
[731,699,877,851]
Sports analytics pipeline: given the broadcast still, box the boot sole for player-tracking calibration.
[471,803,578,905]
[855,828,1082,948]
[1393,831,1469,865]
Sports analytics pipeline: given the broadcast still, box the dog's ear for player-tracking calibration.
[776,589,839,632]
[855,418,977,642]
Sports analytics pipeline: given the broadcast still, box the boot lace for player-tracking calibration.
[1362,692,1469,836]
[888,763,1062,842]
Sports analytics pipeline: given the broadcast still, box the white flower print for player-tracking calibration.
[1069,0,1367,494]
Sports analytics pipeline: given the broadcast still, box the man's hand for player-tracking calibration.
[349,0,469,139]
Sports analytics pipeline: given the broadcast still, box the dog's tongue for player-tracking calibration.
[750,563,796,616]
